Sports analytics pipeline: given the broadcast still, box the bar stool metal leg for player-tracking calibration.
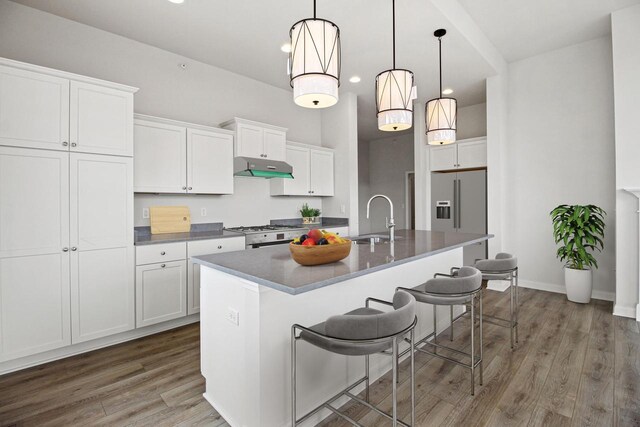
[365,355,370,403]
[470,294,475,396]
[291,327,296,427]
[509,275,514,349]
[392,337,398,427]
[450,306,454,341]
[479,290,483,386]
[515,269,519,343]
[433,307,437,354]
[410,329,415,427]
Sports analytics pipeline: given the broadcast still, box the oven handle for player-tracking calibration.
[248,239,294,249]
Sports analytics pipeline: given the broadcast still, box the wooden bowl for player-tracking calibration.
[289,240,352,266]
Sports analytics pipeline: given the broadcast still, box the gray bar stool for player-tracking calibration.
[452,253,519,349]
[291,291,417,427]
[398,266,483,395]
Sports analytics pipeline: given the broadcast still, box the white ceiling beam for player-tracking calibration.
[430,0,507,74]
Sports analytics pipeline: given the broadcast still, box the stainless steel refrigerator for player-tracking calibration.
[431,170,487,266]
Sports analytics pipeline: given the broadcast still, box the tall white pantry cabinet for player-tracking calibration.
[0,58,137,363]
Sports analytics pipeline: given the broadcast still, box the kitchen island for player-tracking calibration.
[193,230,491,427]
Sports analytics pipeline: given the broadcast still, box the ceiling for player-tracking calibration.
[11,0,636,141]
[458,0,640,62]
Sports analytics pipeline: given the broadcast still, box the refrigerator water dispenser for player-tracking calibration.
[436,201,451,219]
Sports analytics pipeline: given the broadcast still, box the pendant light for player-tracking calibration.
[426,29,457,145]
[375,0,417,131]
[289,0,341,109]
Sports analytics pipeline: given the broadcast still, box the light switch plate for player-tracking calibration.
[226,307,239,326]
[201,208,207,217]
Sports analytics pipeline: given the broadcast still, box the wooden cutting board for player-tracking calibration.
[150,206,191,234]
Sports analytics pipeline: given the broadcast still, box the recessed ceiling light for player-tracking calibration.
[349,76,361,83]
[168,0,184,3]
[442,88,453,95]
[280,43,292,53]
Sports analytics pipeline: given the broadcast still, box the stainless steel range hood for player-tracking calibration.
[233,156,294,179]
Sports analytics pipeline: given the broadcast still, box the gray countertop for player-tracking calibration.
[134,223,244,246]
[192,230,492,295]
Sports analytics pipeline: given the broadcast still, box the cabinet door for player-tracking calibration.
[263,129,286,161]
[134,120,187,193]
[457,139,487,169]
[429,145,457,171]
[0,147,69,259]
[283,145,310,196]
[70,82,133,156]
[70,154,133,251]
[0,65,69,151]
[0,253,71,361]
[310,149,334,196]
[235,123,264,158]
[187,128,234,194]
[136,261,187,327]
[186,237,245,315]
[70,247,134,343]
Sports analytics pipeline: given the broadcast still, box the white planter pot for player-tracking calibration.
[564,267,592,303]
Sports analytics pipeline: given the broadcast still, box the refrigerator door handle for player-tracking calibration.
[453,179,458,229]
[457,179,461,229]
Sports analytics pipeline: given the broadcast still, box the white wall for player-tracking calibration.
[321,93,359,235]
[0,0,323,227]
[504,36,616,299]
[358,141,372,235]
[612,4,640,318]
[361,134,414,233]
[457,103,487,140]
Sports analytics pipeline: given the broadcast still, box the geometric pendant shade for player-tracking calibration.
[375,0,417,131]
[289,1,341,109]
[426,29,457,145]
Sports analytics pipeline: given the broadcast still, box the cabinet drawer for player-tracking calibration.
[136,242,186,265]
[187,237,246,257]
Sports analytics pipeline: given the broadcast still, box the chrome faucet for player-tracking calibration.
[366,194,395,242]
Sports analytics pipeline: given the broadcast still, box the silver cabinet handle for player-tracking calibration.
[161,264,166,268]
[62,141,69,147]
[188,187,192,190]
[160,251,166,255]
[62,247,69,252]
[217,245,222,249]
[264,154,268,158]
[182,186,187,190]
[71,247,77,251]
[71,143,77,147]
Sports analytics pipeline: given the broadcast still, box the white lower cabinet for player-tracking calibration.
[136,260,187,328]
[0,253,70,362]
[71,247,134,343]
[187,237,245,315]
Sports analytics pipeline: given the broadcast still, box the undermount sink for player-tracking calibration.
[351,234,395,244]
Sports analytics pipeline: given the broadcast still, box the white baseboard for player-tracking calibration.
[517,279,615,302]
[0,314,200,375]
[613,304,637,319]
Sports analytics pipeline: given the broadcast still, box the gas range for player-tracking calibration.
[225,224,308,248]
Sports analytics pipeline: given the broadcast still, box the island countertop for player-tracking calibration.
[192,230,492,295]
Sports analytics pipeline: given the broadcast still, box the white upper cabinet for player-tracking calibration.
[0,65,70,151]
[429,137,487,172]
[134,119,187,193]
[310,149,335,196]
[187,128,234,194]
[271,143,334,197]
[70,82,134,157]
[221,117,287,161]
[0,59,137,155]
[134,115,234,195]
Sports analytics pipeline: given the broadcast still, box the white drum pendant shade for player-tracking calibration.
[376,69,416,131]
[426,97,457,145]
[290,19,340,109]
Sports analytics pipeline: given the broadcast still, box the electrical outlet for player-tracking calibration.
[142,208,149,219]
[340,204,346,214]
[226,307,239,326]
[201,208,207,217]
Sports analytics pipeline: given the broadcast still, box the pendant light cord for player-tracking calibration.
[438,36,442,95]
[392,0,396,69]
[313,0,316,19]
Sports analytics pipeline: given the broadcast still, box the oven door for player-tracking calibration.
[247,239,293,249]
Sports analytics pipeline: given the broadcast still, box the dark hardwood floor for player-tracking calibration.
[0,288,638,426]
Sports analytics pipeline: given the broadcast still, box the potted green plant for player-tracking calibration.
[550,204,606,303]
[300,203,321,225]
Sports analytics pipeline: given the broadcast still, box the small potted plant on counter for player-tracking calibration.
[300,203,321,225]
[550,204,606,303]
